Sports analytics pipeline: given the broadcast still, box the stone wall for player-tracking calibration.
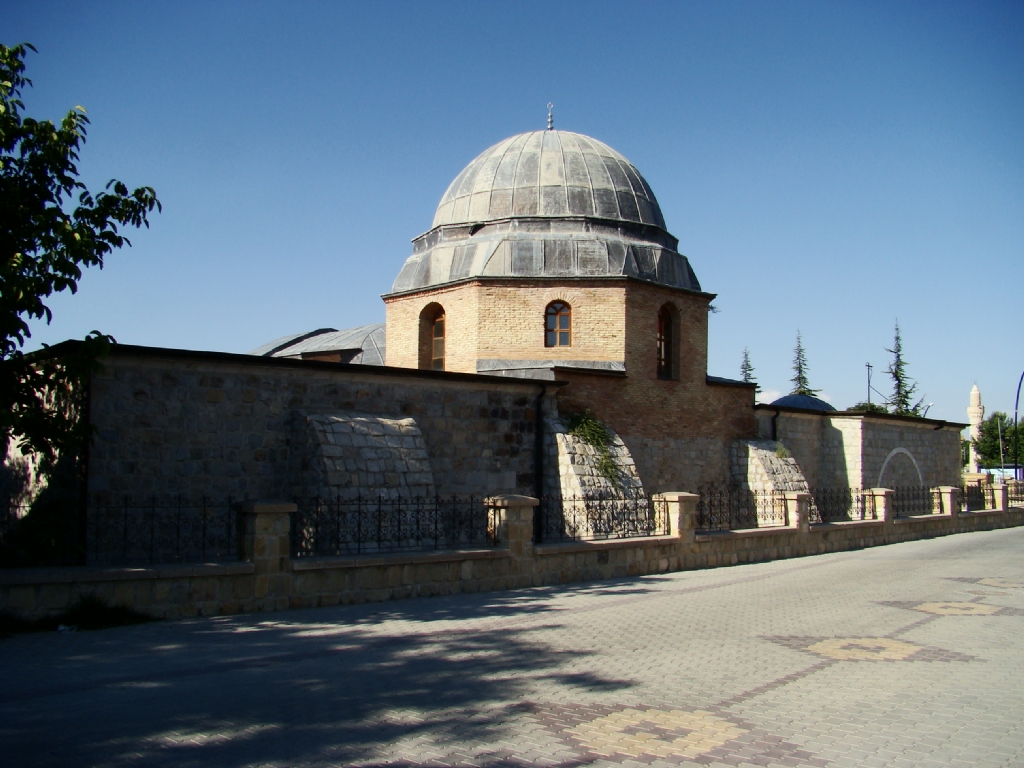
[87,346,552,502]
[544,417,644,498]
[302,412,436,500]
[731,441,810,493]
[755,407,963,490]
[3,493,1022,622]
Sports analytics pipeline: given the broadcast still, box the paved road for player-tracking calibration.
[3,528,1024,767]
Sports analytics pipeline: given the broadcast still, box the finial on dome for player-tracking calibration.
[547,102,554,130]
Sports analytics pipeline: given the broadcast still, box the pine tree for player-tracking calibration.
[740,348,760,392]
[885,321,923,416]
[790,332,818,396]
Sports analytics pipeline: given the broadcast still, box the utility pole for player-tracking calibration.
[866,363,873,406]
[1015,369,1023,482]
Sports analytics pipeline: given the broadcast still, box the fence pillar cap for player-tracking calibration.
[240,501,297,515]
[783,491,811,499]
[484,495,540,508]
[870,487,895,495]
[652,492,700,500]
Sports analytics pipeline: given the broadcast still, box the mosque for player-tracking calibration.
[239,123,963,500]
[19,121,961,512]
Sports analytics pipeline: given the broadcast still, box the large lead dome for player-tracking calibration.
[432,130,667,230]
[390,129,701,295]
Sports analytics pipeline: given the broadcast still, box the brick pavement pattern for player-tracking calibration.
[3,527,1024,767]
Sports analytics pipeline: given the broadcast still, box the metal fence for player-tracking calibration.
[1009,482,1024,508]
[959,482,992,513]
[536,493,668,543]
[809,488,877,523]
[291,495,498,557]
[86,496,239,566]
[695,488,787,532]
[892,486,937,517]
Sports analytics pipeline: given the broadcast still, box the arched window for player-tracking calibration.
[545,301,571,347]
[657,304,679,380]
[419,303,446,370]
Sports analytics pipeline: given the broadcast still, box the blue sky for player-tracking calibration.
[7,1,1023,423]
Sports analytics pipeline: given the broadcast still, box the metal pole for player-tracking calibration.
[1014,369,1023,482]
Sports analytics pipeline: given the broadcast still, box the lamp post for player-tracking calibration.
[1015,369,1024,482]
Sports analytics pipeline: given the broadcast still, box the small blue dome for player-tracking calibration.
[770,394,836,412]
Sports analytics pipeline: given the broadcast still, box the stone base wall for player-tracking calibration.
[756,408,963,490]
[86,346,551,501]
[625,436,733,494]
[3,494,1022,623]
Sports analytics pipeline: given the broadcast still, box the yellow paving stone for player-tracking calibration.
[913,601,1001,616]
[978,578,1024,589]
[803,637,921,661]
[567,707,747,759]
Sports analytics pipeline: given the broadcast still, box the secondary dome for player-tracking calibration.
[770,394,837,412]
[432,130,667,230]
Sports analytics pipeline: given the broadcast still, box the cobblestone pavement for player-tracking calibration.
[4,528,1024,767]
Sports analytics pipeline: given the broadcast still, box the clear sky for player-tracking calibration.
[7,1,1023,423]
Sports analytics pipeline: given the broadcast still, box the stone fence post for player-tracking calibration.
[240,501,296,611]
[870,488,894,526]
[484,495,539,560]
[992,484,1008,512]
[937,486,959,518]
[783,492,811,533]
[652,492,699,543]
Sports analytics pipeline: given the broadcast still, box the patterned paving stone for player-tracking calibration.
[3,528,1024,766]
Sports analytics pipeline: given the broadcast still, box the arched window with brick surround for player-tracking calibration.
[545,301,572,347]
[657,303,680,380]
[419,303,446,370]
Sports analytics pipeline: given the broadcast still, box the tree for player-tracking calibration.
[740,347,760,392]
[885,321,923,416]
[850,400,888,414]
[1,43,160,479]
[789,331,818,396]
[974,412,1016,469]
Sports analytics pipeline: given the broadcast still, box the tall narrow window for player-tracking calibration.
[545,301,571,347]
[431,311,445,370]
[419,303,446,370]
[657,304,679,380]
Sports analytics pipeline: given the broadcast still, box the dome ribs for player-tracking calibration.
[395,129,697,295]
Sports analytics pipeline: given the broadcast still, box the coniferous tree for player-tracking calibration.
[740,347,760,392]
[885,322,923,416]
[790,332,818,396]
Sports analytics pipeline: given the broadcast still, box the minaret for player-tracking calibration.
[967,384,984,473]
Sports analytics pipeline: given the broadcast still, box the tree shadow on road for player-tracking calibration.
[1,575,677,767]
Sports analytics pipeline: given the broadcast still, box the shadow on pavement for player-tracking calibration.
[1,574,673,766]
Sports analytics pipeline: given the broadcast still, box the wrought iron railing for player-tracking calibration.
[809,488,877,523]
[291,495,497,557]
[695,488,787,532]
[85,495,239,566]
[537,493,668,543]
[1,495,86,567]
[1009,481,1024,508]
[959,482,990,513]
[892,486,937,517]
